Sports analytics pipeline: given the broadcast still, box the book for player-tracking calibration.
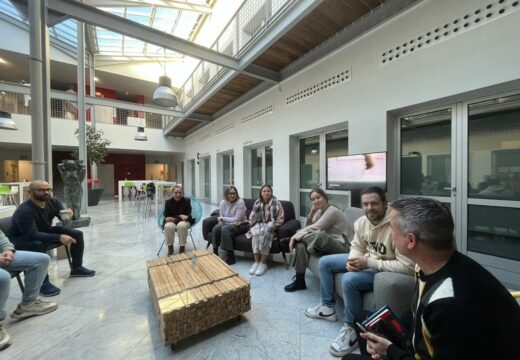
[361,305,408,349]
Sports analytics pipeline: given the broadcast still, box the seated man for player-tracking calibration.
[344,197,520,360]
[7,180,95,297]
[304,187,414,357]
[1,229,58,351]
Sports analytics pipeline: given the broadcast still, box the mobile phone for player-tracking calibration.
[356,322,368,333]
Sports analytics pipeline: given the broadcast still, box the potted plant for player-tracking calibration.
[73,125,111,206]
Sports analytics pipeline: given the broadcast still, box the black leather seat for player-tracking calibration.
[202,199,301,267]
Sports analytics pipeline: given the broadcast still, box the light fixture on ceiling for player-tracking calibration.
[134,126,148,141]
[153,49,178,108]
[152,75,178,108]
[0,57,6,64]
[310,147,318,155]
[0,111,17,130]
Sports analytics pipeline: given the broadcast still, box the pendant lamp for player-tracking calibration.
[152,75,178,108]
[0,111,17,130]
[134,127,148,141]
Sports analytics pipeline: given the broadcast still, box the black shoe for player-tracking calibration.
[279,237,290,253]
[284,274,306,292]
[213,245,219,255]
[39,280,61,297]
[225,250,236,265]
[70,266,96,277]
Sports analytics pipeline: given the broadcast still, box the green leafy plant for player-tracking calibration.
[72,125,111,190]
[73,125,111,166]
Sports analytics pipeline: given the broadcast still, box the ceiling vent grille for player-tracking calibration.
[241,105,274,123]
[381,0,520,65]
[286,69,351,106]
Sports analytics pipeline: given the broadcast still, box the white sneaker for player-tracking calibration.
[0,322,11,351]
[249,262,259,275]
[10,298,58,320]
[254,263,267,276]
[304,302,337,322]
[329,324,357,357]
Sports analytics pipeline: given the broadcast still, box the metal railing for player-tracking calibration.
[0,85,178,129]
[176,0,294,110]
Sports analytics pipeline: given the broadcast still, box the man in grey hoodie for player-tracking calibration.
[304,187,414,357]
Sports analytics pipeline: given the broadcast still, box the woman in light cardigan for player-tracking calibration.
[247,184,284,276]
[212,186,248,265]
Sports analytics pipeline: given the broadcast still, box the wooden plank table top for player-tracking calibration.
[147,249,251,346]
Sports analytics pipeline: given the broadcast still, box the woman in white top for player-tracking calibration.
[212,186,248,265]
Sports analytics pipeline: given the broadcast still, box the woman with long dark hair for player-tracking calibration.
[246,184,284,276]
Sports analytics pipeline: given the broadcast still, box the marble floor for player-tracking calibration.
[3,198,359,360]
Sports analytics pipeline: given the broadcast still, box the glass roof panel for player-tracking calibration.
[173,11,200,40]
[53,19,77,48]
[0,0,23,21]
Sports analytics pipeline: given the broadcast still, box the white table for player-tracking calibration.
[117,180,177,218]
[0,182,31,205]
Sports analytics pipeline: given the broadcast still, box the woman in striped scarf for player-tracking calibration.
[246,185,284,276]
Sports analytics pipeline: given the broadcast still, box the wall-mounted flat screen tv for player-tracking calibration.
[327,152,387,191]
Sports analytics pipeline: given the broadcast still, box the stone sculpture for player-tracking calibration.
[57,159,86,219]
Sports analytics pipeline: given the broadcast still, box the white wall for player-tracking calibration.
[0,114,185,153]
[183,0,520,204]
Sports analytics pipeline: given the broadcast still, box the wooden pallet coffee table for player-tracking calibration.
[147,249,251,347]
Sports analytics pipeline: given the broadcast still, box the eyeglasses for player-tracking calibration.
[35,188,52,193]
[228,192,237,195]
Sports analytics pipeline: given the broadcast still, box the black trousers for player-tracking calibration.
[212,223,249,251]
[12,227,85,268]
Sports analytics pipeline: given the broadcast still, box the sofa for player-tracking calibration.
[307,207,416,315]
[202,198,301,266]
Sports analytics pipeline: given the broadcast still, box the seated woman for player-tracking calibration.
[163,185,194,255]
[247,184,284,276]
[284,187,353,292]
[212,186,248,265]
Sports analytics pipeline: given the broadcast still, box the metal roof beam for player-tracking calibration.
[188,113,212,122]
[47,0,238,69]
[241,64,280,83]
[83,0,213,14]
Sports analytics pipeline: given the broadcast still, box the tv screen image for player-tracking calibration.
[327,152,387,191]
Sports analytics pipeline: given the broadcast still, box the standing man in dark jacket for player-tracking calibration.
[7,180,95,297]
[343,197,520,360]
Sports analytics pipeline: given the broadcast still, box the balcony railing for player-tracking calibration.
[176,0,294,111]
[0,84,179,129]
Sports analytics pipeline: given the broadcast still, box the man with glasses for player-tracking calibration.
[7,180,95,297]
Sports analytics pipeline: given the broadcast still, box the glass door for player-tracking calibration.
[250,145,272,197]
[398,95,520,285]
[399,108,454,200]
[298,130,349,218]
[465,94,520,269]
[189,159,195,197]
[222,153,234,194]
[201,156,211,200]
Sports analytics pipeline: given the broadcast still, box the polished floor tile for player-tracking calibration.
[2,198,357,359]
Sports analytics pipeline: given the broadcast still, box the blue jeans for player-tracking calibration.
[318,254,376,325]
[0,251,50,321]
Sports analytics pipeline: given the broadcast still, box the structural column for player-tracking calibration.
[28,0,48,181]
[88,53,97,181]
[42,4,52,184]
[77,20,88,215]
